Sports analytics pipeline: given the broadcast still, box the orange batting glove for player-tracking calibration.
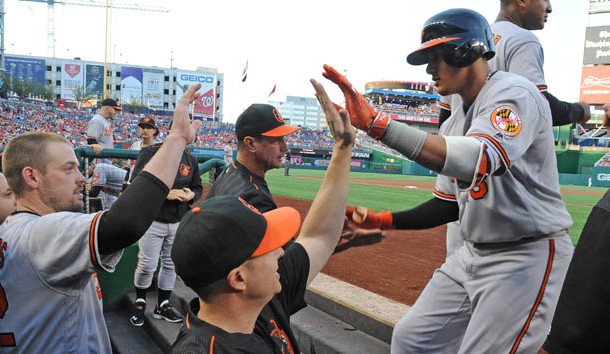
[322,64,390,139]
[346,206,393,230]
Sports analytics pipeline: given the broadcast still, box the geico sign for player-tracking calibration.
[179,74,214,83]
[597,173,610,181]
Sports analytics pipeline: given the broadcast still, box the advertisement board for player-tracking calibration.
[5,56,46,86]
[590,0,610,14]
[142,68,164,109]
[121,66,143,104]
[175,70,217,121]
[579,65,610,104]
[85,64,104,96]
[60,61,84,100]
[583,26,610,65]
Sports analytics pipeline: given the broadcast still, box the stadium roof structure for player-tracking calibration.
[364,80,440,102]
[365,88,439,101]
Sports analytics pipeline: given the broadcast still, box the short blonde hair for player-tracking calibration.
[2,132,71,197]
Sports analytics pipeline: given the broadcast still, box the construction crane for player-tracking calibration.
[18,0,169,98]
[19,0,168,58]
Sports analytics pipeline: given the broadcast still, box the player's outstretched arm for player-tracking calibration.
[297,79,356,286]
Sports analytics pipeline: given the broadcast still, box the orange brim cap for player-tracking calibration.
[252,206,301,257]
[261,124,300,138]
[113,105,123,111]
[407,37,459,65]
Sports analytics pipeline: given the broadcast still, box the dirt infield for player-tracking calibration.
[275,194,445,306]
[274,176,603,306]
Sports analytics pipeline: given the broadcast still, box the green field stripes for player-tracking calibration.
[264,169,606,245]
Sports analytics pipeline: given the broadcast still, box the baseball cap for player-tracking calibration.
[172,195,301,289]
[235,104,299,141]
[101,98,122,111]
[138,116,157,130]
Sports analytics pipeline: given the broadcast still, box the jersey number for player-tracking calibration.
[0,239,16,347]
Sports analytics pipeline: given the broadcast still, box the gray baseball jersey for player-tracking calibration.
[391,71,574,354]
[91,163,127,208]
[438,71,572,243]
[0,211,123,353]
[87,114,114,149]
[489,21,546,91]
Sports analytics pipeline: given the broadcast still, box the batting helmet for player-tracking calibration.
[407,8,495,68]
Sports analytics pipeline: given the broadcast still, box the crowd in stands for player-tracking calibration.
[0,99,363,152]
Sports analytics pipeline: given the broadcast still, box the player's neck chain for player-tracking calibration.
[486,70,498,81]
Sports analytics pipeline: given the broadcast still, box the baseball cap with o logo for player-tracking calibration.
[171,195,301,289]
[235,103,300,141]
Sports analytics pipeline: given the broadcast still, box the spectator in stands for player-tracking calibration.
[169,79,354,354]
[0,172,15,223]
[87,98,122,164]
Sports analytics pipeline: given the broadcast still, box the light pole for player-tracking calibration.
[9,63,16,95]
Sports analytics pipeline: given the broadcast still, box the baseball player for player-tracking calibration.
[438,0,590,127]
[128,127,203,327]
[130,116,160,151]
[0,83,202,353]
[206,103,300,213]
[223,140,234,165]
[87,162,128,209]
[169,78,355,354]
[87,98,122,164]
[0,172,15,223]
[324,8,573,353]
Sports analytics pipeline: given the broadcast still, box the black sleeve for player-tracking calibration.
[543,91,585,126]
[189,158,203,203]
[392,198,459,230]
[87,138,98,145]
[97,171,169,254]
[438,109,451,128]
[130,147,154,183]
[89,185,103,198]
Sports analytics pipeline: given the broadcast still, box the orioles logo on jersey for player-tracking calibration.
[490,105,522,137]
[179,163,191,176]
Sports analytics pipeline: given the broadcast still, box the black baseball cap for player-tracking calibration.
[138,116,157,130]
[101,98,122,111]
[172,195,301,289]
[235,104,299,141]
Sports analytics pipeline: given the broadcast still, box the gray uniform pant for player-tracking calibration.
[134,221,179,291]
[391,234,573,354]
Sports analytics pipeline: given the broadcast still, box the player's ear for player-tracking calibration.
[21,166,41,189]
[226,266,247,291]
[243,136,256,152]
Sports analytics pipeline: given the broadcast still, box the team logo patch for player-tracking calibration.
[490,105,522,137]
[179,163,191,176]
[272,108,284,123]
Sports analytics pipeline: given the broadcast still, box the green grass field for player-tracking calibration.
[260,168,606,245]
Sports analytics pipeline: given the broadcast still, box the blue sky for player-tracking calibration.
[6,0,594,122]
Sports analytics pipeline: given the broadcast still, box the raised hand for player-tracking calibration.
[322,64,377,132]
[310,78,356,149]
[172,83,202,144]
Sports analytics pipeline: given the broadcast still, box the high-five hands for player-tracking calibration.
[346,206,393,230]
[322,64,390,140]
[310,78,356,149]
